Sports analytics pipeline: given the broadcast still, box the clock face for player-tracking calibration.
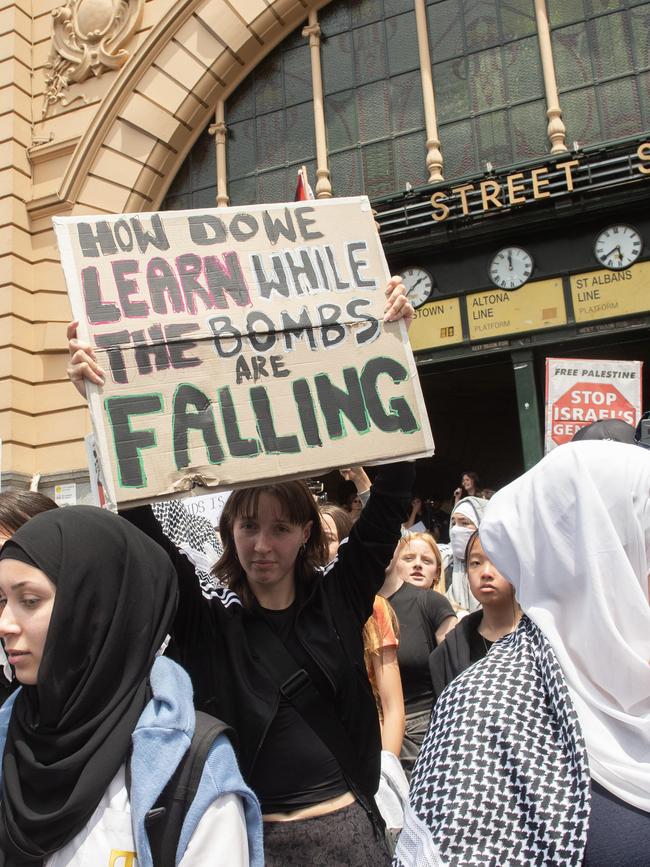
[401,266,433,308]
[489,247,533,290]
[594,225,642,270]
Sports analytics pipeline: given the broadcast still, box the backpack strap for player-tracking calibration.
[246,616,384,835]
[143,711,234,867]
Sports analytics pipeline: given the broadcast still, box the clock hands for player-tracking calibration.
[602,245,622,262]
[408,276,425,292]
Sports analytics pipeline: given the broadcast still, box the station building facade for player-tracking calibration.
[3,0,650,497]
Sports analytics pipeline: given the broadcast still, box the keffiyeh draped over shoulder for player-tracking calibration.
[480,441,650,811]
[394,617,591,867]
[152,500,223,593]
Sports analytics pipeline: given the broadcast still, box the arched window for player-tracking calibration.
[225,25,316,205]
[166,0,650,211]
[428,0,547,177]
[549,0,650,147]
[318,0,427,197]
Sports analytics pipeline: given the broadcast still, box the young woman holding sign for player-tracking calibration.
[67,279,416,865]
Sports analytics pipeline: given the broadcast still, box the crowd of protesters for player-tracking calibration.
[0,276,648,865]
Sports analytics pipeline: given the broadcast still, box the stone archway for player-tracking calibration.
[59,0,332,216]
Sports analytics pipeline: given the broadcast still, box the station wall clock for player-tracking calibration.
[401,266,434,308]
[488,246,533,290]
[594,225,642,270]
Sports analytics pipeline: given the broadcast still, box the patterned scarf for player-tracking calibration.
[152,500,223,593]
[394,616,590,866]
[151,500,242,609]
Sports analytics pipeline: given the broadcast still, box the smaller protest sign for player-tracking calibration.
[182,490,232,526]
[544,357,643,451]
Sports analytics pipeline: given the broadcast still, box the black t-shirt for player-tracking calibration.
[468,623,493,664]
[388,583,455,714]
[248,602,348,813]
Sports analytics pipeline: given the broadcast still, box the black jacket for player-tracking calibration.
[123,462,414,802]
[428,609,484,707]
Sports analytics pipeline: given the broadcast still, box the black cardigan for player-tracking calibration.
[123,462,414,802]
[428,609,484,708]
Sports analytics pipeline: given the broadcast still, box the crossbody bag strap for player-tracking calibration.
[246,617,383,830]
[136,714,234,867]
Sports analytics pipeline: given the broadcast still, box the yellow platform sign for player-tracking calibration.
[467,278,566,341]
[570,261,650,322]
[409,298,464,352]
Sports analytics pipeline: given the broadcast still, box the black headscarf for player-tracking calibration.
[0,506,177,865]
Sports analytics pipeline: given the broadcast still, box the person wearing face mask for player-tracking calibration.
[429,531,521,707]
[395,441,650,867]
[380,537,456,778]
[443,496,488,616]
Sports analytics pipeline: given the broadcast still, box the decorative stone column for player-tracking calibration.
[414,0,444,181]
[209,100,229,207]
[534,0,568,154]
[302,11,332,198]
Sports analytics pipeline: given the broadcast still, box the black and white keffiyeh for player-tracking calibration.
[151,500,240,608]
[480,441,650,811]
[394,616,590,867]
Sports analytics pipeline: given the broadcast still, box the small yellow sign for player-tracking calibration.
[409,298,464,352]
[467,278,566,341]
[570,261,650,322]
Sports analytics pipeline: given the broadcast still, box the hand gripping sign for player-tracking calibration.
[55,198,434,508]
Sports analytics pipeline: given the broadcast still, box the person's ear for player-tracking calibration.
[302,520,313,544]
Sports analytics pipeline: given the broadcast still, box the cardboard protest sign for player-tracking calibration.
[55,198,434,507]
[545,357,643,451]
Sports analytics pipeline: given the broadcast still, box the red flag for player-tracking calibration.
[294,165,314,201]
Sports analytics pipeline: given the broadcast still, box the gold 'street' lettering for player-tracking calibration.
[506,172,526,205]
[429,142,650,222]
[637,142,650,174]
[480,180,502,211]
[555,159,580,192]
[431,191,450,222]
[451,183,474,215]
[531,166,551,198]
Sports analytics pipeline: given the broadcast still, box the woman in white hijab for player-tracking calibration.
[395,441,650,867]
[443,496,488,615]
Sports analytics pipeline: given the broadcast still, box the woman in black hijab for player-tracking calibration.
[0,506,261,866]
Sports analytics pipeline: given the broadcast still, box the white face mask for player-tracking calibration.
[450,525,475,561]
